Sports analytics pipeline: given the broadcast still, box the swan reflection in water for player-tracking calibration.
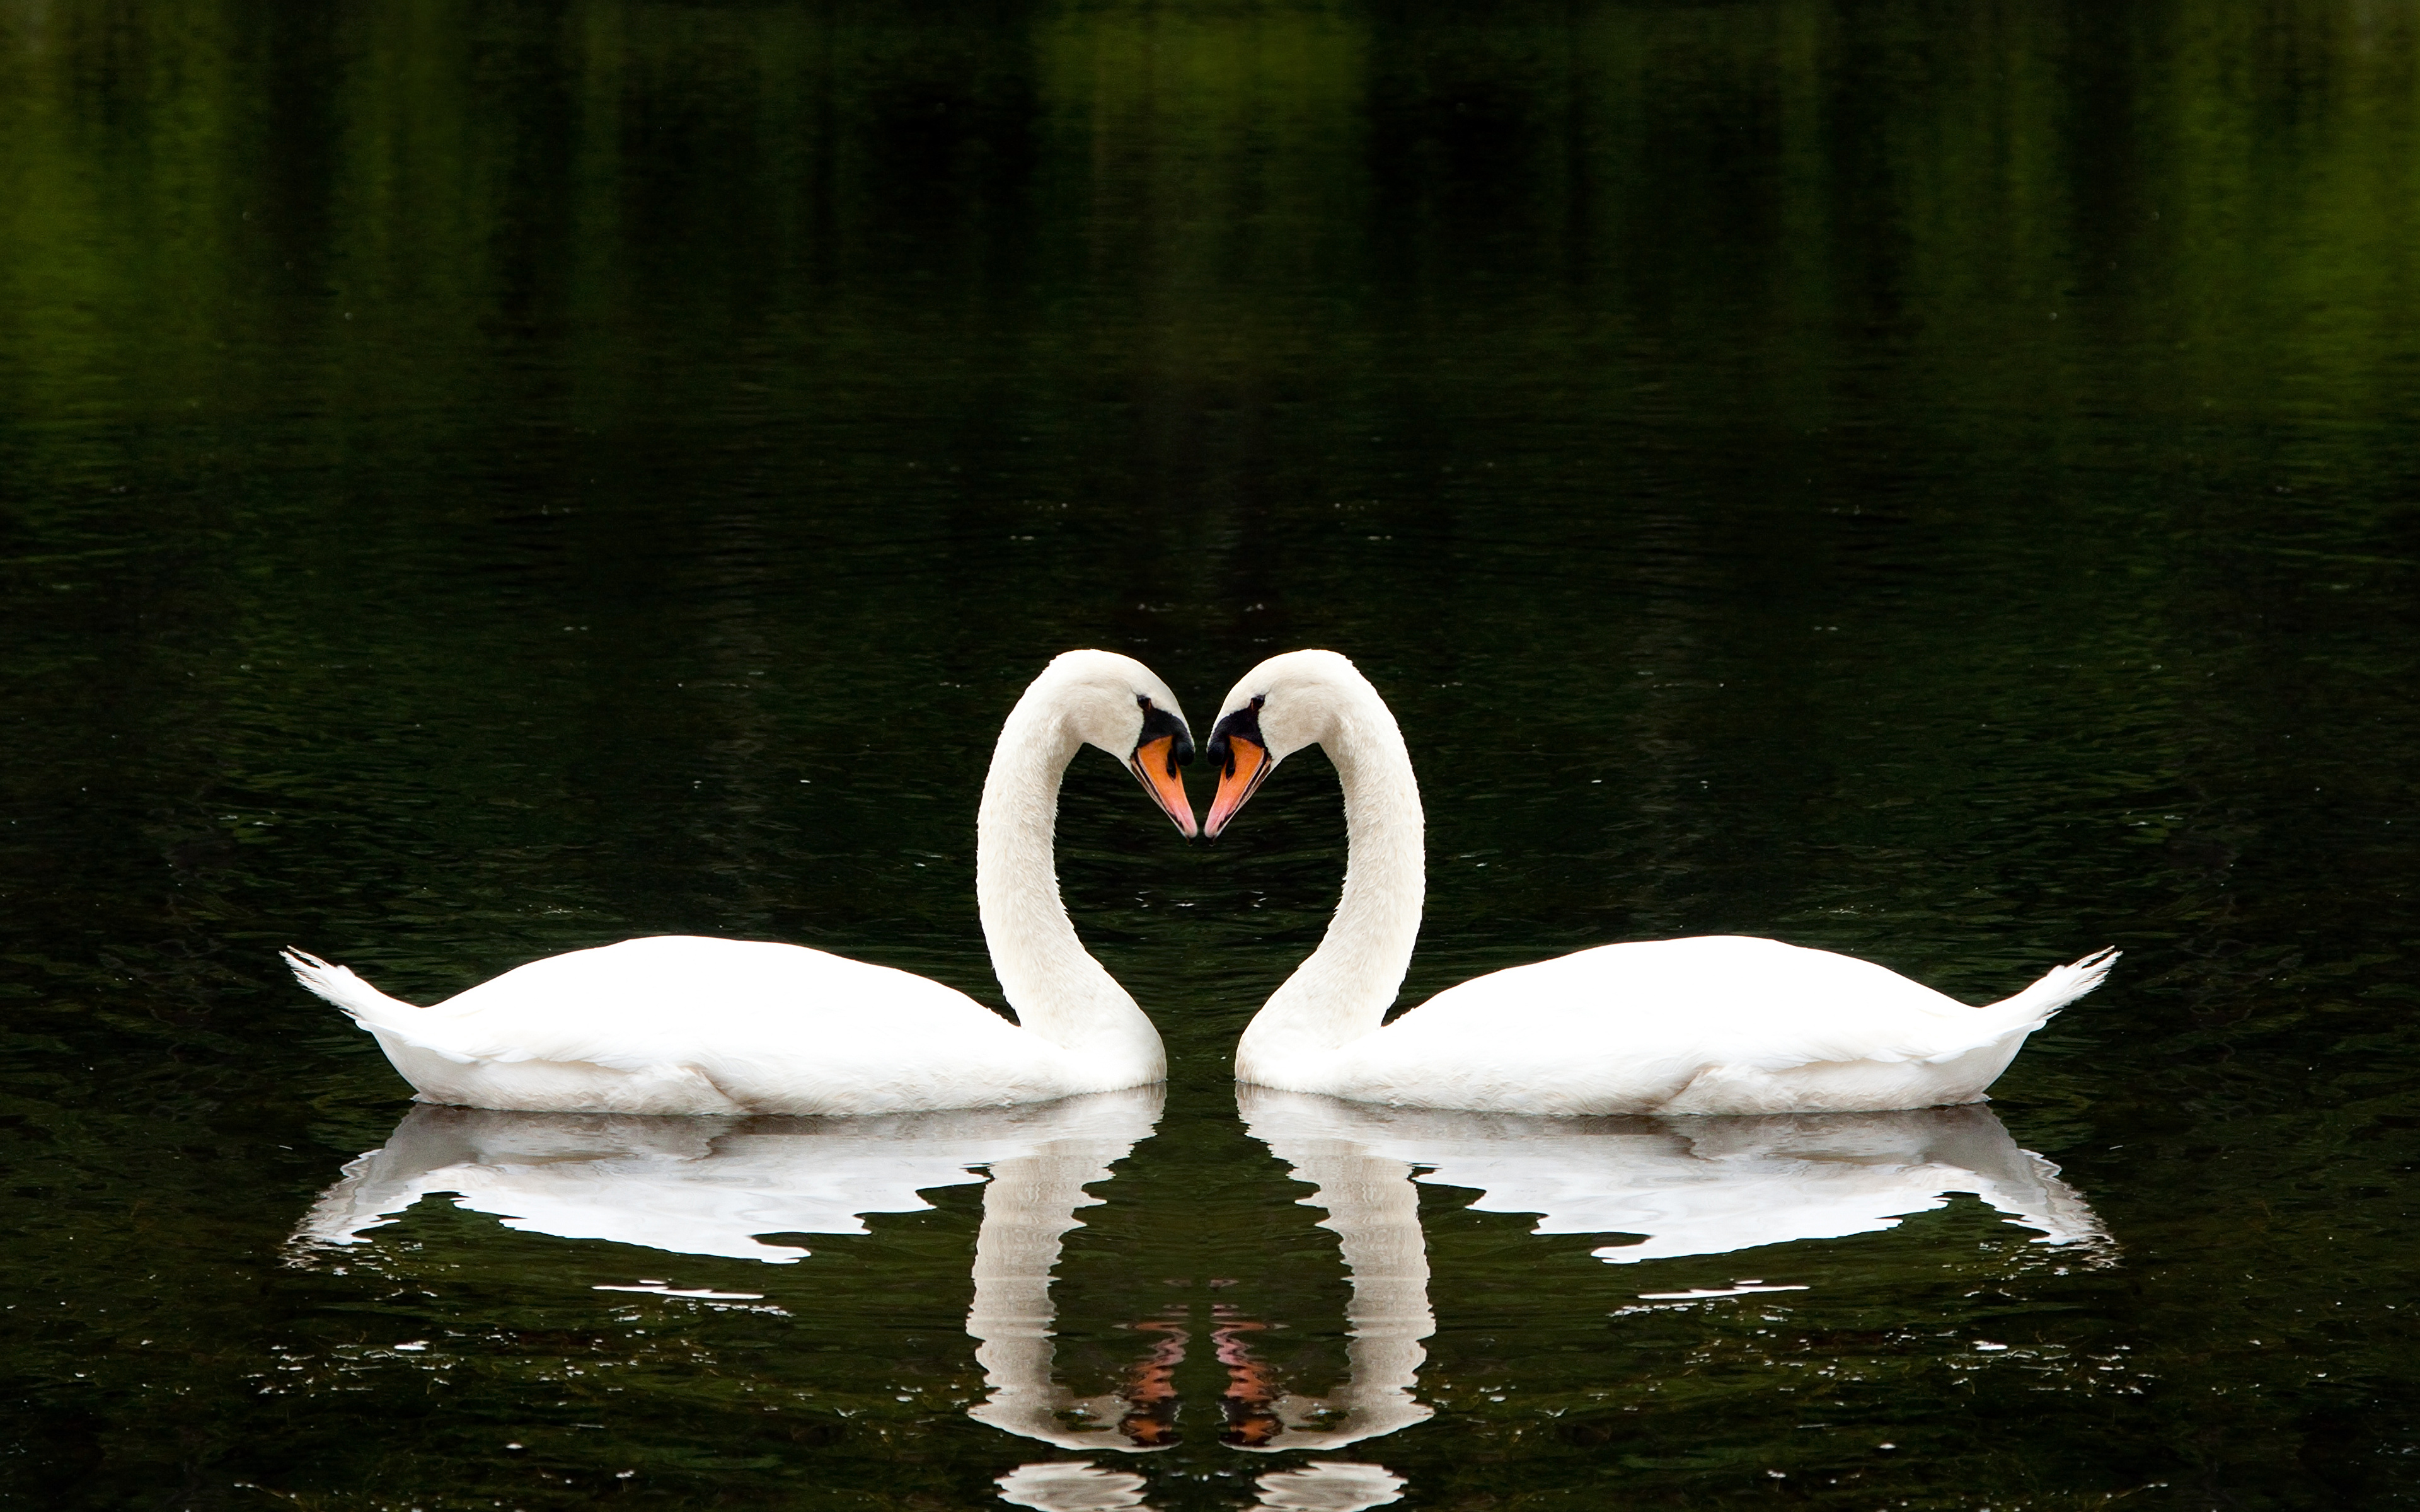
[292,1085,2107,1512]
[1003,1092,2107,1512]
[1240,1087,2113,1275]
[293,1087,1173,1448]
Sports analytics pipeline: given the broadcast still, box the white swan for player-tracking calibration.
[1202,650,2118,1116]
[284,650,1198,1115]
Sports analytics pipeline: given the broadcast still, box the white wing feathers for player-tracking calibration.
[1801,946,2121,1069]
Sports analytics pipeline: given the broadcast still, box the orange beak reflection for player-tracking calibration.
[1129,735,1198,838]
[1204,735,1272,839]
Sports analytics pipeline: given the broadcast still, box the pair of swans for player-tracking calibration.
[293,1084,2108,1502]
[285,649,2117,1118]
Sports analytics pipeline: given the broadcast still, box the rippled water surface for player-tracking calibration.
[4,0,2419,1506]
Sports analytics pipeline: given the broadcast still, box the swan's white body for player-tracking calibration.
[1207,650,2116,1116]
[286,651,1193,1116]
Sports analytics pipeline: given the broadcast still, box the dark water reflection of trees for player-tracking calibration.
[3,0,2417,1506]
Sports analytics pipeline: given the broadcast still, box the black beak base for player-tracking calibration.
[1204,698,1264,778]
[1137,702,1194,775]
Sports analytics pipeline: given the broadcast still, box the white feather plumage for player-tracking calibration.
[1211,650,2116,1116]
[285,651,1191,1115]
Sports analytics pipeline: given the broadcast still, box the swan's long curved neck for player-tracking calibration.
[976,692,1162,1076]
[1236,686,1426,1076]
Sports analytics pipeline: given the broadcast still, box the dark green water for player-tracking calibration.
[5,0,2419,1505]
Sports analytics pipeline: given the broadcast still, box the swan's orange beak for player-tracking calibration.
[1204,734,1271,839]
[1130,735,1198,838]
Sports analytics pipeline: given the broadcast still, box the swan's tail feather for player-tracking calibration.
[1929,947,2118,1063]
[1985,946,2119,1024]
[282,948,481,1065]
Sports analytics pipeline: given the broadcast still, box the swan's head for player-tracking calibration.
[1202,650,1370,839]
[1028,650,1199,837]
